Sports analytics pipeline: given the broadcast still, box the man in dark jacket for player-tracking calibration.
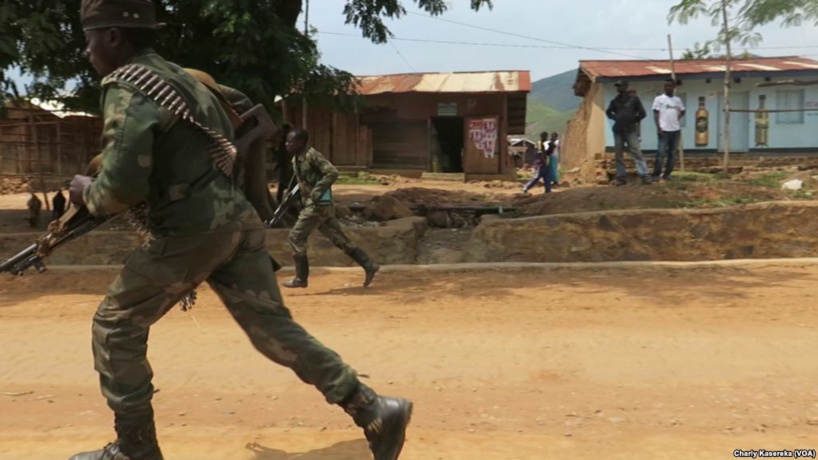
[605,80,652,185]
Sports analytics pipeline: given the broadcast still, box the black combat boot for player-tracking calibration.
[349,248,380,287]
[342,384,413,460]
[283,254,309,288]
[69,412,163,460]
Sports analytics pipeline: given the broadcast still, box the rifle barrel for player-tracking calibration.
[0,243,38,273]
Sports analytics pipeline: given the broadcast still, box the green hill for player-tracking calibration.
[530,69,581,113]
[524,69,581,139]
[525,99,574,138]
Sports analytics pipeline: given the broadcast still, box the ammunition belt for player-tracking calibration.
[106,64,236,178]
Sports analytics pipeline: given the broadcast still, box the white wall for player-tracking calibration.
[602,77,818,151]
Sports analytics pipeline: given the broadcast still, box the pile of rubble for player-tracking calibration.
[0,177,32,195]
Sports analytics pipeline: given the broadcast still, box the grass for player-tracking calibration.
[668,171,717,182]
[336,172,380,185]
[788,189,816,200]
[664,171,720,191]
[672,196,767,209]
[745,171,788,188]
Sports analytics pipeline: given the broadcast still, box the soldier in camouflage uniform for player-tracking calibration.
[67,1,412,459]
[283,129,380,289]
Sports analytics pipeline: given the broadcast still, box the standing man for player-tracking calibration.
[605,80,652,186]
[52,188,67,220]
[27,191,42,228]
[652,79,686,182]
[283,129,380,288]
[68,2,412,459]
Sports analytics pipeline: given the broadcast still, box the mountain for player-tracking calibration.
[524,69,581,138]
[529,69,581,113]
[525,100,574,139]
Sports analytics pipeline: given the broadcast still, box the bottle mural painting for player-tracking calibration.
[695,96,709,146]
[755,94,769,148]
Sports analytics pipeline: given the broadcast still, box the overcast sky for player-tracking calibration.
[306,0,818,81]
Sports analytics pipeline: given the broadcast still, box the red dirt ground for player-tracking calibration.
[1,263,817,459]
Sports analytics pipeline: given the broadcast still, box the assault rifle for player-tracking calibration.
[265,183,300,228]
[0,205,110,276]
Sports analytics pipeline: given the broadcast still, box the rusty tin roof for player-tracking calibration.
[580,57,818,79]
[356,70,531,95]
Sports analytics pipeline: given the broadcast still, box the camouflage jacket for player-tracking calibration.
[83,49,261,236]
[292,147,338,207]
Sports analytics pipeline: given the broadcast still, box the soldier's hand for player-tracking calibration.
[69,175,93,206]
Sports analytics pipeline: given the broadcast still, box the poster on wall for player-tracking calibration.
[468,118,497,159]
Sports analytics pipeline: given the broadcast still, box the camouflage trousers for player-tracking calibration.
[92,223,360,415]
[288,204,357,257]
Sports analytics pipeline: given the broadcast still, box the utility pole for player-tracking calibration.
[721,0,732,172]
[667,34,685,172]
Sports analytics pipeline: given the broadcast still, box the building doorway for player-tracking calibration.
[430,117,464,172]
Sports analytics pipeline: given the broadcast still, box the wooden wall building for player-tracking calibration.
[284,70,531,181]
[0,99,101,177]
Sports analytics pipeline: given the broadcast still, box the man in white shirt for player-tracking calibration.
[652,79,686,181]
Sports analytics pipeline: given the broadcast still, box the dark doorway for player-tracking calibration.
[430,117,464,173]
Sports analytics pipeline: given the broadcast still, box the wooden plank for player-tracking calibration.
[371,120,428,170]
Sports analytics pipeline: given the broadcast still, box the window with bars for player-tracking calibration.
[776,90,805,124]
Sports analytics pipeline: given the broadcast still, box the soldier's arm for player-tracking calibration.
[83,84,160,216]
[308,150,338,202]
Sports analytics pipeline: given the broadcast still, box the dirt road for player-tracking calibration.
[1,263,817,459]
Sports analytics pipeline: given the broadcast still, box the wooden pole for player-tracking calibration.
[302,0,309,130]
[721,0,732,173]
[667,34,685,172]
[28,112,50,211]
[56,120,62,177]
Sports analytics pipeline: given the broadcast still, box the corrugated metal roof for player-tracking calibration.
[29,98,95,119]
[356,70,531,95]
[580,57,818,79]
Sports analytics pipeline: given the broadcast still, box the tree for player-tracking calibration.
[740,0,818,27]
[669,0,818,170]
[669,0,763,172]
[1,0,493,115]
[344,0,492,43]
[681,41,713,59]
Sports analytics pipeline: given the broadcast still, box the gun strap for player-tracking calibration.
[105,64,236,178]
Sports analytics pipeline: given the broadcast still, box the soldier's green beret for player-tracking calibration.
[80,0,159,31]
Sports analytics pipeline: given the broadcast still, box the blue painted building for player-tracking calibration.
[565,56,818,171]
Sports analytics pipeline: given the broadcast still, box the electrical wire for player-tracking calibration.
[317,31,818,55]
[389,40,417,71]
